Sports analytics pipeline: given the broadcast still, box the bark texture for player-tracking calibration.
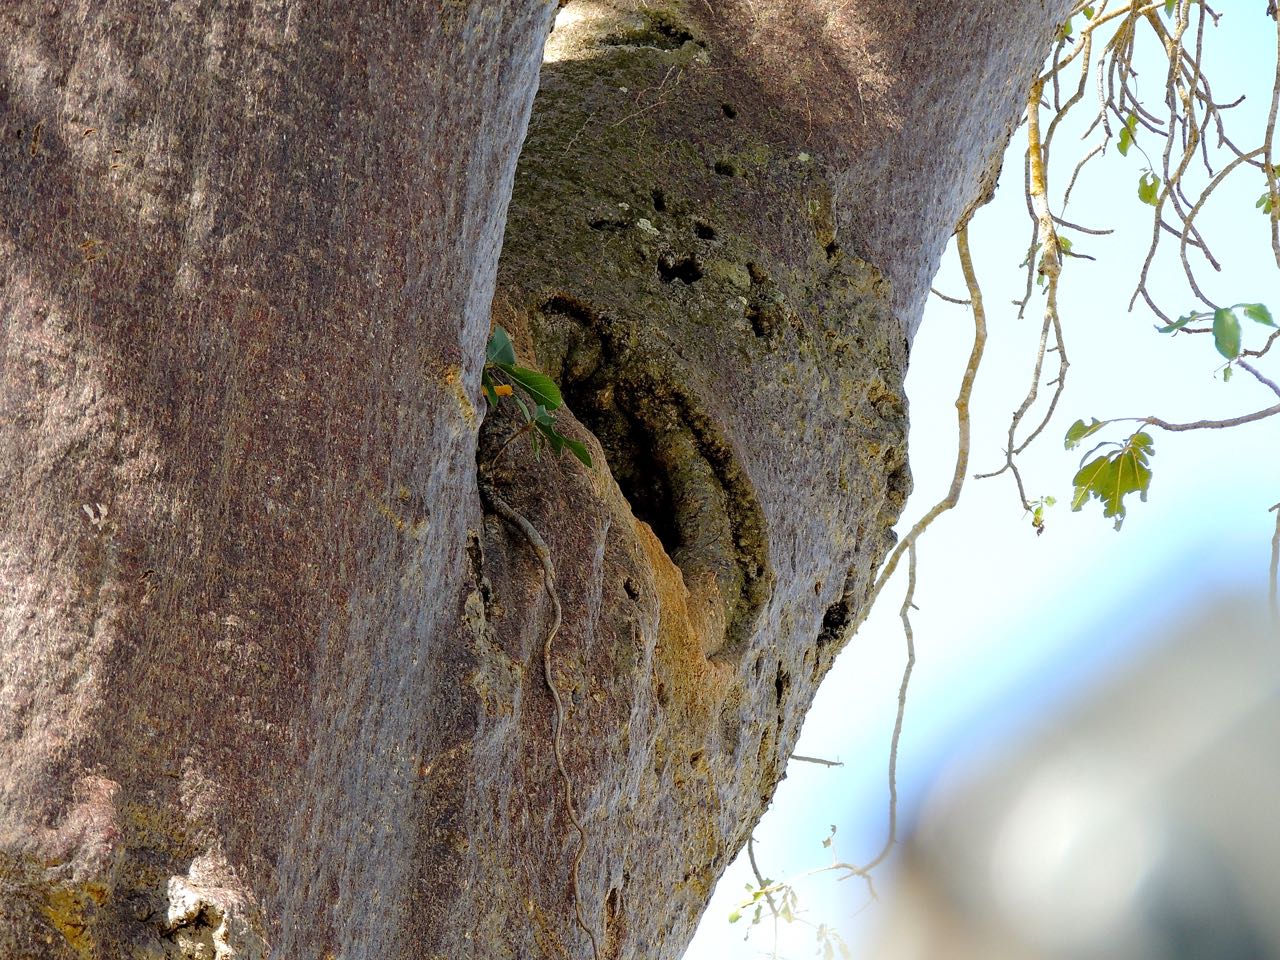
[1,2,552,957]
[1,1,1070,958]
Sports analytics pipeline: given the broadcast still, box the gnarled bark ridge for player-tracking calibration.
[1,2,1068,958]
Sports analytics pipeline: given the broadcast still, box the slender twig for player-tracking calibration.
[488,419,537,469]
[848,225,987,884]
[844,544,918,880]
[863,225,987,617]
[930,287,971,306]
[747,836,780,918]
[1237,359,1280,399]
[1243,328,1280,359]
[790,754,845,768]
[478,476,601,960]
[1087,403,1280,433]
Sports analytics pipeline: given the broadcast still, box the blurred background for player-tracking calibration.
[684,7,1280,959]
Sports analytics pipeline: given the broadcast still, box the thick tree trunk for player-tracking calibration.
[1,2,1069,959]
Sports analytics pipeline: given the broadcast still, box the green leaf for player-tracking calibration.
[1155,312,1201,333]
[1223,365,1234,382]
[1083,5,1095,16]
[1117,114,1138,156]
[513,395,533,423]
[1164,0,1176,15]
[481,372,499,408]
[1242,303,1276,327]
[1071,456,1112,510]
[1064,417,1107,450]
[1070,432,1155,530]
[486,326,516,366]
[532,420,593,466]
[1138,171,1160,206]
[497,364,563,410]
[564,437,593,467]
[1212,307,1242,359]
[1258,191,1275,215]
[1044,495,1057,507]
[728,909,742,924]
[535,418,567,456]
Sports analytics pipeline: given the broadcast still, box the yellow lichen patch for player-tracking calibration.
[39,885,96,959]
[633,518,733,723]
[442,364,477,430]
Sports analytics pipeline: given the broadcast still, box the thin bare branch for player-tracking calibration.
[478,477,601,960]
[791,754,845,768]
[848,225,987,883]
[930,287,971,306]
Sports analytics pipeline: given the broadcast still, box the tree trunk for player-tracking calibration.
[0,2,1069,959]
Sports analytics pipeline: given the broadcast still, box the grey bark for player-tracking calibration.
[0,2,1069,958]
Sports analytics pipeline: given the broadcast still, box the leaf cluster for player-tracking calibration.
[482,326,592,467]
[1065,421,1155,530]
[1156,302,1276,360]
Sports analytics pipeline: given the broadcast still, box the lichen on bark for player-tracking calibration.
[1,0,1073,958]
[470,2,910,955]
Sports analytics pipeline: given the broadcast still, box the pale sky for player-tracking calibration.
[684,8,1278,959]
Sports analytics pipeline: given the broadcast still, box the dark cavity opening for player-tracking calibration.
[693,220,718,241]
[603,12,697,50]
[548,302,684,560]
[745,304,772,340]
[651,188,667,212]
[658,253,703,284]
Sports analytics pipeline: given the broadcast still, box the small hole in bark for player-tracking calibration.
[693,220,718,241]
[606,887,622,931]
[721,103,737,119]
[689,750,704,767]
[651,188,666,212]
[603,12,697,50]
[753,654,764,679]
[825,240,840,260]
[656,682,669,707]
[774,664,789,707]
[658,252,703,284]
[713,159,743,178]
[816,598,850,649]
[745,304,771,339]
[623,577,641,600]
[589,217,629,232]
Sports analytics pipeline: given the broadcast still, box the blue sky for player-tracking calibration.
[685,8,1278,958]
